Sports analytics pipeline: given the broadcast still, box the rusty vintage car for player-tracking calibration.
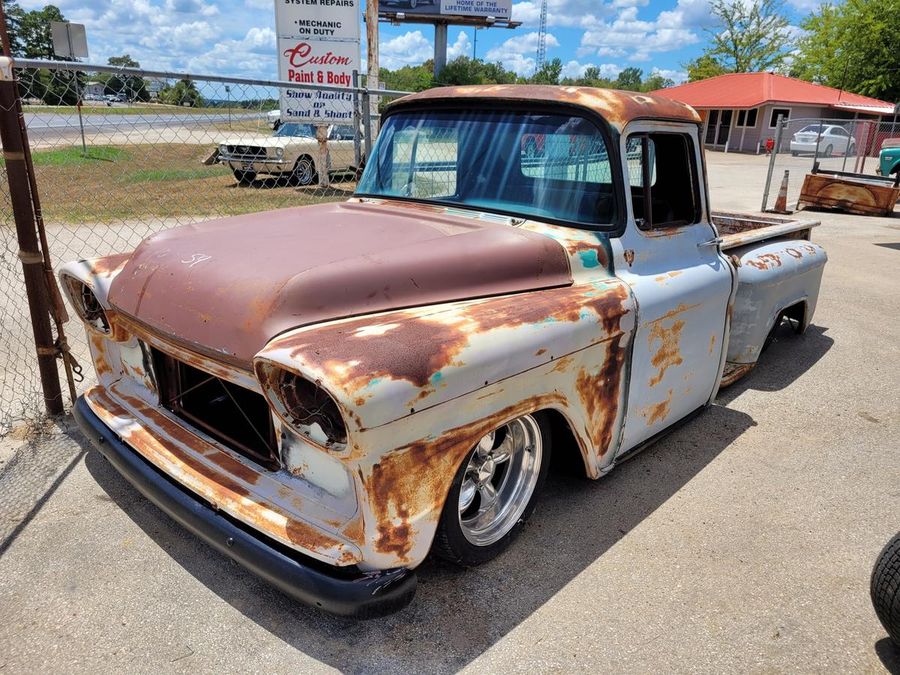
[65,86,828,617]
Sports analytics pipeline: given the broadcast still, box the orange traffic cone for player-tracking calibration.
[771,169,792,214]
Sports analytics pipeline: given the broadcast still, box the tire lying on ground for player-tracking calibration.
[871,531,900,646]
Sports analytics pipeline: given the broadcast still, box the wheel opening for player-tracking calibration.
[542,409,589,479]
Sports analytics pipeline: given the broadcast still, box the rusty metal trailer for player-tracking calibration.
[797,165,900,217]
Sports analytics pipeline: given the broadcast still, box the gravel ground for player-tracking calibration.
[0,152,899,673]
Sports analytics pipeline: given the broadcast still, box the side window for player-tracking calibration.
[628,132,701,230]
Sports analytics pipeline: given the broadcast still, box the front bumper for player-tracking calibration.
[73,396,416,618]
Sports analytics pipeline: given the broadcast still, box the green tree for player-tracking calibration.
[792,0,900,102]
[615,67,643,91]
[530,57,562,85]
[160,78,203,107]
[701,0,790,73]
[642,73,675,92]
[684,54,730,82]
[104,54,149,101]
[1,2,25,55]
[380,62,433,92]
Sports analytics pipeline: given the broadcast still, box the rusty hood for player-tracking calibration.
[108,201,573,367]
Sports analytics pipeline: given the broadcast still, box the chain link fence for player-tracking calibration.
[0,59,408,434]
[761,116,900,212]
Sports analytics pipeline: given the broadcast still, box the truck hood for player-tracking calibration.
[108,201,572,367]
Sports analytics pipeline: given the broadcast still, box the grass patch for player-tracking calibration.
[120,167,228,183]
[28,143,353,224]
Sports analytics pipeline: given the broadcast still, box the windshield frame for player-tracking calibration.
[354,100,627,235]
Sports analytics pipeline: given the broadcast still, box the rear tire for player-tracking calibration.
[871,532,900,646]
[232,169,256,186]
[291,156,316,186]
[823,144,833,158]
[432,412,552,566]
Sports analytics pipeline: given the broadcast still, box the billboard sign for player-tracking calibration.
[275,0,360,124]
[378,0,512,21]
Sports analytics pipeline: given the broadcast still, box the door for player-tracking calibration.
[704,110,718,146]
[716,110,732,146]
[612,123,735,455]
[328,124,357,170]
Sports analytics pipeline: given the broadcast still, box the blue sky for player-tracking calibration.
[18,0,825,84]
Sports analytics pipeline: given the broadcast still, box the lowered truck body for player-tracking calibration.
[65,86,827,617]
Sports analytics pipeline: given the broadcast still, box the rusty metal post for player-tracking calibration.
[361,90,372,160]
[316,123,330,188]
[761,115,784,212]
[0,56,64,414]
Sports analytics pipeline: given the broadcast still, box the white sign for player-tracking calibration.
[440,0,512,19]
[275,0,360,124]
[278,38,356,122]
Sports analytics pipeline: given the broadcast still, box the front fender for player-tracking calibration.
[255,280,636,568]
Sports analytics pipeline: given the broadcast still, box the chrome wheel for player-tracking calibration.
[293,157,315,185]
[458,415,543,547]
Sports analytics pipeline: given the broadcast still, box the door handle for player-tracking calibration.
[698,237,723,249]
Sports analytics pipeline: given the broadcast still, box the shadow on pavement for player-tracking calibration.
[716,322,833,405]
[80,395,756,673]
[875,638,900,674]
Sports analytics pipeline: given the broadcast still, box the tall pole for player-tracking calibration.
[365,0,379,138]
[433,22,448,80]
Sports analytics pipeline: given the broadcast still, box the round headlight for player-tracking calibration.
[63,276,110,333]
[218,144,227,154]
[275,147,284,159]
[258,365,347,448]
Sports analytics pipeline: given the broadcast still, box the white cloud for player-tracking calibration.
[486,31,559,75]
[380,30,433,70]
[511,0,615,28]
[650,67,687,84]
[447,30,472,60]
[579,2,705,63]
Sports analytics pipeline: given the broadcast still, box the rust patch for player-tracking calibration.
[535,348,547,356]
[623,249,635,266]
[786,247,803,259]
[363,392,569,561]
[277,282,631,395]
[708,334,717,354]
[89,388,353,559]
[390,85,700,130]
[87,252,131,278]
[748,253,783,271]
[89,333,114,378]
[643,388,673,426]
[648,318,685,387]
[574,336,626,456]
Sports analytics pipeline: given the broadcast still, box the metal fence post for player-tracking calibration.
[0,57,64,415]
[361,89,372,160]
[761,114,785,212]
[352,70,361,168]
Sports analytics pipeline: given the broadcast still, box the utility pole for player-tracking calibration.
[365,0,379,136]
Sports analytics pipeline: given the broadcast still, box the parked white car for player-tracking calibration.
[266,109,281,129]
[217,123,358,185]
[790,124,856,157]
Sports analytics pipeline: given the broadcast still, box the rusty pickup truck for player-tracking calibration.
[65,86,827,617]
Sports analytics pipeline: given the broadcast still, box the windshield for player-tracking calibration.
[798,125,825,134]
[356,109,619,227]
[275,123,316,138]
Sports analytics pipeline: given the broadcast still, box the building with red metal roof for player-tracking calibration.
[652,72,895,153]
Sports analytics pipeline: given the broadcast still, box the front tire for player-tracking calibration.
[872,532,900,646]
[433,412,552,566]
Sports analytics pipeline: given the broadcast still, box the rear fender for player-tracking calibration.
[727,240,827,365]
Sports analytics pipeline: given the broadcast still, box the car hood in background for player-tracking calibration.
[108,201,573,367]
[219,135,314,149]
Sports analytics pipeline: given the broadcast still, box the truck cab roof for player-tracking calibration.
[389,85,700,132]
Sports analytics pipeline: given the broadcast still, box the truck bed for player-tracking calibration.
[712,211,820,250]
